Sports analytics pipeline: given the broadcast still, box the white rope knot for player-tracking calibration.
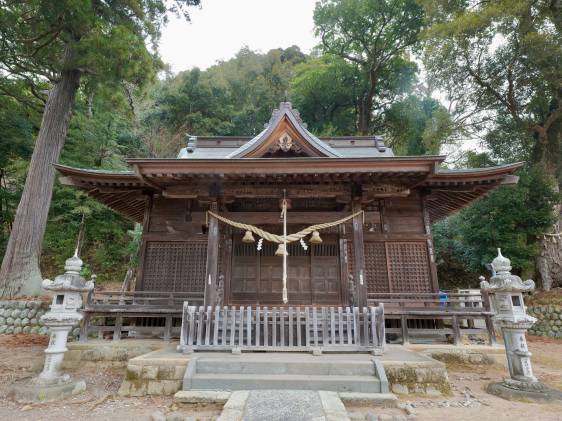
[207,210,364,244]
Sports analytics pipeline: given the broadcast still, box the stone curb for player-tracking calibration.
[318,390,351,421]
[217,390,249,421]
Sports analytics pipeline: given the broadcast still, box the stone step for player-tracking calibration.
[195,357,375,376]
[190,373,382,393]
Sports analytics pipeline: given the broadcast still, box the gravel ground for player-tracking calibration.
[1,334,562,420]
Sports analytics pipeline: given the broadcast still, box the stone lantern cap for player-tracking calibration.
[42,254,94,293]
[480,249,535,293]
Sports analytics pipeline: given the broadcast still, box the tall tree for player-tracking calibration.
[421,0,562,289]
[0,0,200,297]
[313,0,424,134]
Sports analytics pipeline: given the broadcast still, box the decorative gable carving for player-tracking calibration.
[228,102,341,159]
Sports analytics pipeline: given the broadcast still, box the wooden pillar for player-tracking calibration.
[352,198,368,308]
[204,201,219,307]
[421,191,440,292]
[136,194,153,290]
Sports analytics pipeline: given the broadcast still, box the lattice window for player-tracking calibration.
[386,242,431,292]
[364,242,389,293]
[142,241,207,292]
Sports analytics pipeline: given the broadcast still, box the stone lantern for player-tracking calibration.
[481,249,561,402]
[12,252,94,403]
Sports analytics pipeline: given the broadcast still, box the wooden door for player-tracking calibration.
[229,235,340,305]
[311,241,341,305]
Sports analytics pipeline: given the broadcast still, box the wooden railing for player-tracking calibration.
[80,290,204,342]
[178,304,385,353]
[367,291,496,346]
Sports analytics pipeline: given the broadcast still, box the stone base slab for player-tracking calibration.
[64,339,166,369]
[338,392,397,408]
[381,346,451,396]
[174,390,231,404]
[10,378,86,403]
[486,381,562,403]
[118,348,190,397]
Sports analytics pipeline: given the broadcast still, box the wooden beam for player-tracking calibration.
[204,202,219,307]
[352,198,367,308]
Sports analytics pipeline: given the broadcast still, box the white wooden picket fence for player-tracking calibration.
[178,304,385,353]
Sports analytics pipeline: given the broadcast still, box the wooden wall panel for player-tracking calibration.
[364,242,390,293]
[383,194,425,234]
[385,241,432,292]
[141,241,207,292]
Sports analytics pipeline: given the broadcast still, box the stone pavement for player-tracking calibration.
[218,390,350,421]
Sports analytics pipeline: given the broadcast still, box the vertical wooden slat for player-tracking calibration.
[370,307,377,347]
[452,315,461,346]
[312,307,318,347]
[362,307,369,346]
[346,307,352,344]
[238,306,245,347]
[247,306,252,347]
[322,307,328,346]
[221,306,228,345]
[230,306,236,345]
[401,315,409,344]
[213,306,220,345]
[288,307,294,347]
[330,307,335,345]
[164,315,172,342]
[280,308,285,346]
[272,307,277,347]
[205,306,212,345]
[485,314,497,346]
[338,307,344,345]
[187,307,195,346]
[353,307,360,345]
[196,306,204,346]
[296,307,302,346]
[256,306,261,347]
[264,306,269,348]
[305,307,310,347]
[113,316,123,341]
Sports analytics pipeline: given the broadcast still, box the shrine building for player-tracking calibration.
[56,102,521,346]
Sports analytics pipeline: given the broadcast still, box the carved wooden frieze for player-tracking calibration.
[362,184,410,199]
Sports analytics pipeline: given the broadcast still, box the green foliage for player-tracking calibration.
[434,166,559,279]
[314,0,424,134]
[290,56,361,135]
[421,0,562,184]
[139,46,306,157]
[384,95,453,155]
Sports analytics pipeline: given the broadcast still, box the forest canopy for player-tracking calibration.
[1,0,559,293]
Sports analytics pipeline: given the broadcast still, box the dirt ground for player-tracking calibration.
[0,335,561,421]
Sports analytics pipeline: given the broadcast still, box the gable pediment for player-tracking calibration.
[227,102,341,158]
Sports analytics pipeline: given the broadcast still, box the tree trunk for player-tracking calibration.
[0,60,81,298]
[534,119,562,290]
[537,189,562,291]
[357,95,373,135]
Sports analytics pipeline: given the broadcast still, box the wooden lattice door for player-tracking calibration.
[229,235,341,305]
[141,240,207,292]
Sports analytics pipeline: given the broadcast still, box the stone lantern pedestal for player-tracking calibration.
[481,249,562,402]
[11,254,94,403]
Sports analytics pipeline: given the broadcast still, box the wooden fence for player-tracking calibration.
[367,291,496,345]
[80,290,204,342]
[178,304,385,353]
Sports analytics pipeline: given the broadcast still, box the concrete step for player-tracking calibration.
[190,373,382,393]
[195,357,375,376]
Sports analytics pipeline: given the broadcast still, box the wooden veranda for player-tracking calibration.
[80,289,496,347]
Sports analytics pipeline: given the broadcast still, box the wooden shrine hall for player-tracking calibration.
[57,102,522,349]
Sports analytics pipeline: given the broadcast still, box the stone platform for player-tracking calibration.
[64,339,166,369]
[116,343,450,398]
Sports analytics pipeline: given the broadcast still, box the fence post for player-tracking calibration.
[177,301,192,353]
